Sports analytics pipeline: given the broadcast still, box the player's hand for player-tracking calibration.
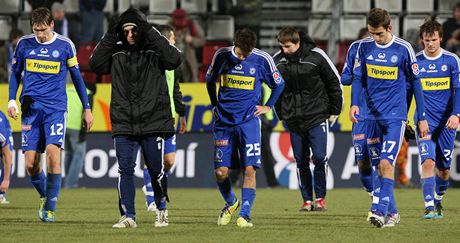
[179,116,186,134]
[349,105,359,124]
[0,179,10,193]
[417,120,429,138]
[7,100,18,120]
[254,105,270,117]
[138,21,152,34]
[404,123,416,142]
[446,115,459,130]
[328,115,338,127]
[107,16,120,36]
[83,109,94,132]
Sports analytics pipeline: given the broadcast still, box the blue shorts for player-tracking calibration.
[416,124,455,170]
[352,121,368,163]
[164,134,176,155]
[213,118,261,169]
[21,102,66,153]
[366,119,405,166]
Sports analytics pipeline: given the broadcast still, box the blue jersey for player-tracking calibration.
[206,46,285,126]
[415,49,460,124]
[10,33,82,111]
[0,111,13,151]
[352,35,424,121]
[342,38,372,121]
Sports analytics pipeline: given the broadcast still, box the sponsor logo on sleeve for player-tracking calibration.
[273,71,282,84]
[215,140,229,146]
[412,63,420,75]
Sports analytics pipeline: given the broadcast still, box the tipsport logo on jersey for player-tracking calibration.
[270,132,335,190]
[26,59,60,74]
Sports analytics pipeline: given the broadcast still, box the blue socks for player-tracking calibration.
[376,178,394,215]
[435,175,449,204]
[421,176,435,210]
[239,188,256,219]
[217,177,236,206]
[359,168,374,193]
[370,174,380,212]
[143,168,155,205]
[30,170,47,198]
[45,173,61,212]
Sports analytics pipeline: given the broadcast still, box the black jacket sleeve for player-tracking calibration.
[173,78,186,117]
[319,55,343,116]
[145,27,183,70]
[89,33,119,75]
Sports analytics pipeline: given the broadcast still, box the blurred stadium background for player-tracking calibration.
[1,0,460,190]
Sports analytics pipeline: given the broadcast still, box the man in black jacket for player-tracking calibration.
[90,8,183,228]
[273,27,342,211]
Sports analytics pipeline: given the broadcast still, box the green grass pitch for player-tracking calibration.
[1,188,460,242]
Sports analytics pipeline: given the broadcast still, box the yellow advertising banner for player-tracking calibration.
[0,84,415,132]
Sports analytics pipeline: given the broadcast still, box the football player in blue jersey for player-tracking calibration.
[0,110,13,205]
[206,28,285,227]
[274,27,342,212]
[341,29,381,219]
[416,18,460,219]
[350,8,429,228]
[7,7,93,222]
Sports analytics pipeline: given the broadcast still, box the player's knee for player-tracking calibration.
[163,153,175,170]
[438,168,450,180]
[422,159,435,171]
[215,167,229,182]
[313,156,327,166]
[243,166,256,179]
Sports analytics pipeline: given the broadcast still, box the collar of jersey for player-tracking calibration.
[422,48,443,60]
[35,31,57,45]
[374,34,395,49]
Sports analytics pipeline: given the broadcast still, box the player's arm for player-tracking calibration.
[205,51,223,108]
[0,135,12,193]
[341,42,359,86]
[447,56,460,129]
[89,17,120,75]
[139,22,183,70]
[173,78,187,134]
[407,57,428,137]
[350,49,364,123]
[256,54,285,116]
[67,43,94,131]
[317,49,343,118]
[8,39,25,120]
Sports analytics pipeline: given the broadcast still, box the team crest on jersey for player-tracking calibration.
[391,55,398,63]
[369,147,380,158]
[354,144,363,154]
[249,67,256,75]
[273,71,282,83]
[419,143,429,154]
[215,148,223,161]
[52,50,60,58]
[411,63,420,75]
[442,65,447,71]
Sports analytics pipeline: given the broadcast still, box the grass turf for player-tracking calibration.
[1,188,460,242]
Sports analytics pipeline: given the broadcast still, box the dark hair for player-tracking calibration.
[9,29,24,41]
[234,28,257,55]
[157,24,174,39]
[419,16,443,39]
[453,2,460,11]
[30,7,53,27]
[367,8,391,29]
[277,27,300,44]
[358,27,369,39]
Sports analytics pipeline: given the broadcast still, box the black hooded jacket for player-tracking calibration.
[273,32,342,132]
[90,9,183,137]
